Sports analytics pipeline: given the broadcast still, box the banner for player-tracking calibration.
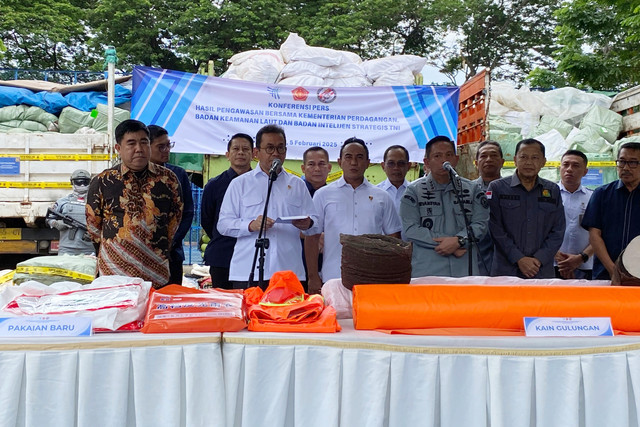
[132,66,460,162]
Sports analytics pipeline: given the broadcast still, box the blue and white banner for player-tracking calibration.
[132,66,460,162]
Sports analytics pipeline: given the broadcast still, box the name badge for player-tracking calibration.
[524,317,613,337]
[0,316,93,337]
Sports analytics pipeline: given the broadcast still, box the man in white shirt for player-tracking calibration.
[305,137,402,293]
[217,125,316,289]
[377,145,410,213]
[555,149,594,279]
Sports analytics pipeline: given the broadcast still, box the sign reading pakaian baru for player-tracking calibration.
[132,66,460,162]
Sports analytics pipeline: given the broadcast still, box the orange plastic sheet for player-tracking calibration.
[353,284,640,335]
[141,285,246,333]
[245,271,341,333]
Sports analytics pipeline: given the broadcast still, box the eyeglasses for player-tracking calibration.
[616,160,639,169]
[386,160,408,168]
[72,179,91,186]
[156,141,176,152]
[261,145,287,154]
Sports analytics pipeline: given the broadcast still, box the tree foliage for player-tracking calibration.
[553,0,640,90]
[2,0,640,89]
[0,0,91,72]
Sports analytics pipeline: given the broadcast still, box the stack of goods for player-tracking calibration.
[0,276,151,331]
[340,234,412,290]
[221,32,426,87]
[0,81,131,134]
[353,283,640,335]
[245,270,341,332]
[141,284,246,333]
[12,254,96,285]
[488,82,625,176]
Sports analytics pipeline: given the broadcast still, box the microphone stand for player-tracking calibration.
[447,169,477,276]
[248,168,278,290]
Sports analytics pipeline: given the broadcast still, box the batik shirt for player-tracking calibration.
[86,162,183,288]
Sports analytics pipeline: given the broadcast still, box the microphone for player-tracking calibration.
[269,158,282,181]
[442,161,462,190]
[442,161,459,177]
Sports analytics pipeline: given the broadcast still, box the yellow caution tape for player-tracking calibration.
[15,266,95,281]
[0,182,72,188]
[0,154,113,161]
[503,161,616,168]
[0,270,15,284]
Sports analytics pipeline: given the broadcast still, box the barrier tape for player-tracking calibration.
[0,270,15,284]
[0,182,72,189]
[0,154,113,161]
[15,266,95,281]
[503,161,616,167]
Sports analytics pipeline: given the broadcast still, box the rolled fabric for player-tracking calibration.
[353,284,640,332]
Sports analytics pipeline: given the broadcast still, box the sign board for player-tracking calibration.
[132,66,460,162]
[524,317,614,337]
[0,316,93,337]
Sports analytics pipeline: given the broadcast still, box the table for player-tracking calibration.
[222,320,640,427]
[0,333,224,427]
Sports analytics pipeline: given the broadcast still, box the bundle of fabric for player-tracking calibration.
[353,283,640,335]
[245,270,341,332]
[340,234,412,290]
[141,285,246,333]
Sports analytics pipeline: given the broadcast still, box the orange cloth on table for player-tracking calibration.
[141,284,246,333]
[353,284,640,335]
[245,271,341,332]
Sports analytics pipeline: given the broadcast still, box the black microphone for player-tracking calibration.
[442,161,459,177]
[442,161,462,190]
[269,158,282,180]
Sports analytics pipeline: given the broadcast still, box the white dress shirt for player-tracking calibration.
[310,176,402,281]
[557,182,594,270]
[218,167,317,281]
[376,178,409,214]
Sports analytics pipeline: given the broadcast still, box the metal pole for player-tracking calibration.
[105,47,118,165]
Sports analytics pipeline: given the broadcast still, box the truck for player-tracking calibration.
[0,133,112,258]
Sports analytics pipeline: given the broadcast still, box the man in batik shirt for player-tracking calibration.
[86,119,183,288]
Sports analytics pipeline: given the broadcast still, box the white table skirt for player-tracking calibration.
[0,333,224,427]
[222,320,640,427]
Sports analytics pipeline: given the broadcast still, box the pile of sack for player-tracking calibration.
[222,32,427,87]
[488,82,637,163]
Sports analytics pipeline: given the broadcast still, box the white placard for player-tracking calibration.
[524,317,613,337]
[0,316,93,337]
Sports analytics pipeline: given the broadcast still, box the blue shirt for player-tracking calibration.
[165,163,194,260]
[582,180,640,280]
[201,168,241,268]
[487,173,565,278]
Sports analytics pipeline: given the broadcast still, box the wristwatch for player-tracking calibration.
[580,252,589,263]
[457,236,468,248]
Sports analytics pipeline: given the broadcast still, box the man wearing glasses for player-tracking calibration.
[218,124,316,289]
[487,138,565,279]
[148,125,194,286]
[377,145,411,213]
[582,142,640,280]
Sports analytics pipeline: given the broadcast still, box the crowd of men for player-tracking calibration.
[71,119,640,290]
